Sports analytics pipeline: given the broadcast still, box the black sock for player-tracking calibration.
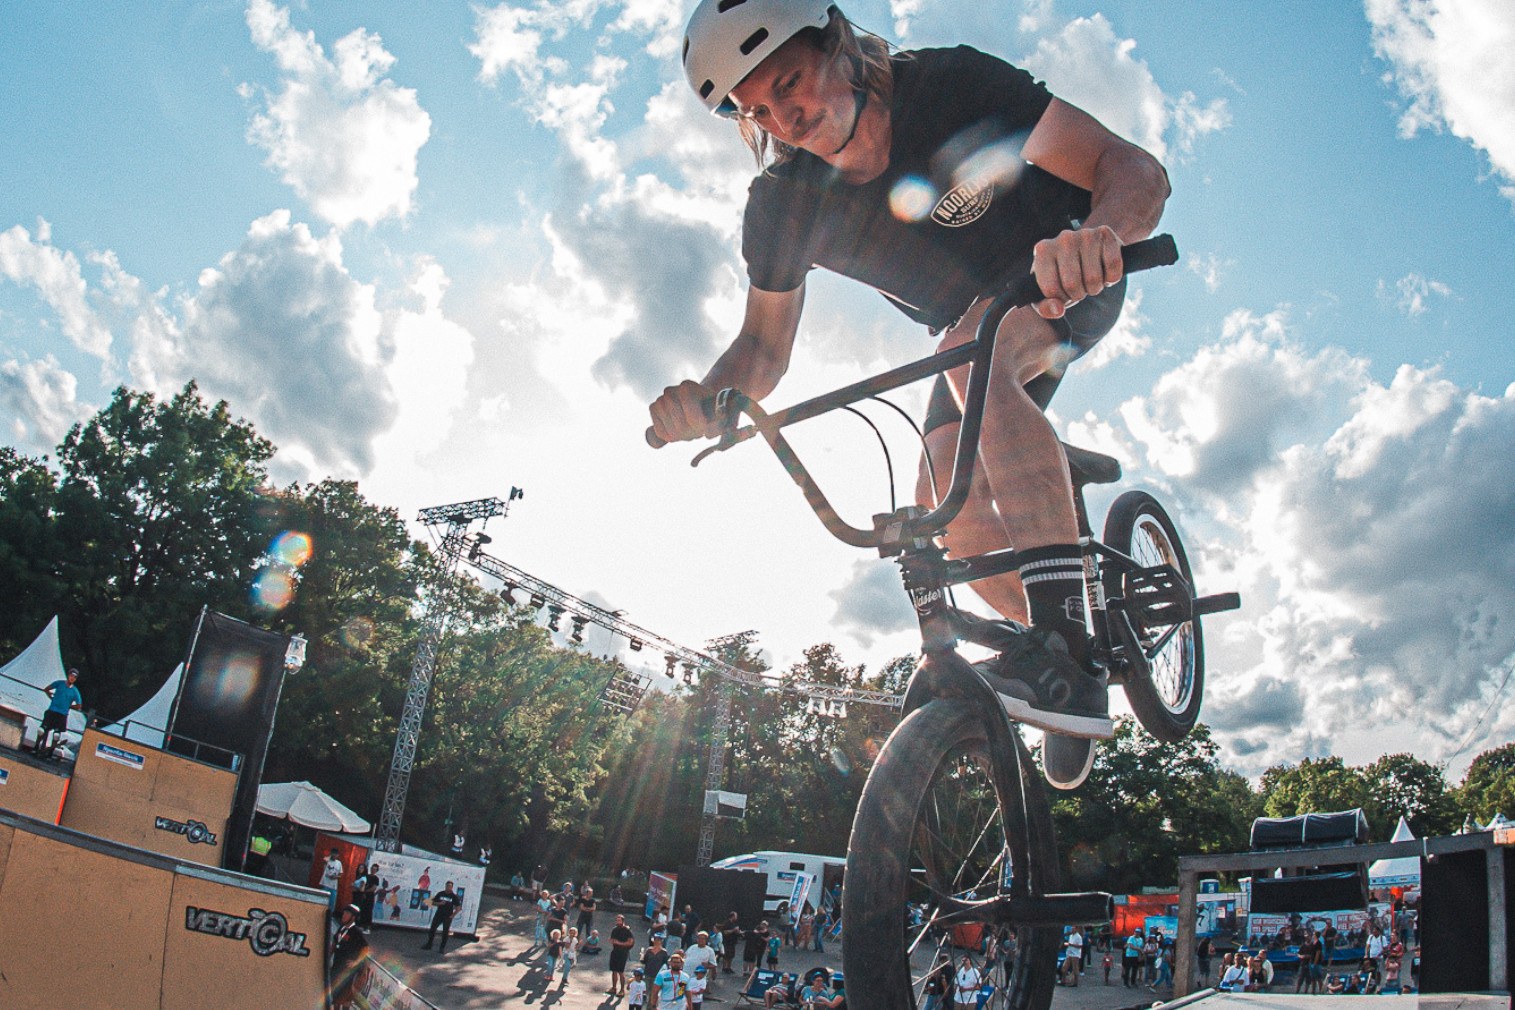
[1016,544,1089,668]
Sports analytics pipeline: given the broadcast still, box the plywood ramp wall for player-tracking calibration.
[0,751,69,823]
[59,729,236,866]
[0,811,328,1010]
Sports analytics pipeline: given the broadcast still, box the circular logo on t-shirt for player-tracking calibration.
[931,179,993,227]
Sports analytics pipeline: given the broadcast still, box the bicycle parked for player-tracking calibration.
[650,236,1238,1009]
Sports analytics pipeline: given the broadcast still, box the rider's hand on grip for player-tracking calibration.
[646,380,720,448]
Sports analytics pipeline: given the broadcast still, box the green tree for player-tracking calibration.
[0,447,65,658]
[1361,753,1459,839]
[1458,742,1515,823]
[4,383,275,716]
[1051,719,1261,891]
[1259,756,1369,819]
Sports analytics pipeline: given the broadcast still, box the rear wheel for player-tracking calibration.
[842,698,1060,1010]
[1102,490,1203,742]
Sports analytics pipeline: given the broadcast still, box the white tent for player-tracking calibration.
[256,781,371,833]
[0,617,85,735]
[101,663,183,748]
[1368,816,1421,886]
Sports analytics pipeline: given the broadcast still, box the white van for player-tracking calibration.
[710,850,845,914]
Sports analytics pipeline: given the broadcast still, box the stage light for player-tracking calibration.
[546,606,564,632]
[570,617,587,644]
[284,634,307,672]
[664,655,677,678]
[529,593,545,610]
[501,583,518,605]
[629,638,643,652]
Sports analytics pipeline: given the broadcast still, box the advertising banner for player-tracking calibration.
[354,957,441,1010]
[646,871,677,922]
[1245,904,1391,955]
[1144,915,1179,941]
[1196,897,1240,937]
[367,848,486,935]
[787,871,815,929]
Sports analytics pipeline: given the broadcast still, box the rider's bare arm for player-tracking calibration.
[648,283,805,443]
[1021,98,1171,319]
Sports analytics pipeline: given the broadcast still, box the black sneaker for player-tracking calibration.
[975,628,1114,739]
[1042,733,1096,791]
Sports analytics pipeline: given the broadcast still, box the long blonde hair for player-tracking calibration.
[737,9,896,169]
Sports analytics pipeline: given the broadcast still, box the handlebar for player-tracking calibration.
[648,235,1178,549]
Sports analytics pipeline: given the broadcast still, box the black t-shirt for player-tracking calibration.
[612,924,635,947]
[668,919,686,939]
[743,46,1091,331]
[432,891,462,920]
[644,947,670,979]
[743,927,768,960]
[577,895,597,916]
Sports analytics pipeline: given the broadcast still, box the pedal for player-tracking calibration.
[1113,563,1192,625]
[1194,591,1241,616]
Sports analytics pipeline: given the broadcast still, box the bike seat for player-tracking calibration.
[1061,442,1121,487]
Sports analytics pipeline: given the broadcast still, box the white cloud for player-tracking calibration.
[889,0,926,38]
[1078,289,1150,370]
[828,557,916,648]
[1366,0,1515,204]
[244,0,431,228]
[0,223,112,358]
[1113,314,1515,771]
[1188,252,1232,293]
[1019,14,1229,164]
[126,210,397,476]
[1377,272,1453,316]
[0,354,91,452]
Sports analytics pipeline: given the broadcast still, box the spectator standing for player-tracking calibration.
[954,956,982,1006]
[1196,935,1213,985]
[651,952,690,1009]
[1122,930,1143,987]
[1141,930,1159,983]
[688,964,710,1009]
[767,930,782,971]
[1102,949,1114,985]
[547,893,570,940]
[330,904,370,1008]
[37,668,82,758]
[546,929,565,978]
[1219,955,1248,992]
[643,934,671,984]
[534,890,552,944]
[923,956,949,1010]
[776,901,793,947]
[608,913,636,996]
[1063,926,1084,985]
[742,921,769,974]
[576,885,598,935]
[422,881,463,953]
[320,848,345,911]
[683,904,702,940]
[628,968,648,1010]
[559,927,580,986]
[531,863,548,896]
[667,908,687,953]
[684,932,719,979]
[813,906,830,953]
[1297,930,1323,994]
[720,912,743,974]
[1365,925,1388,985]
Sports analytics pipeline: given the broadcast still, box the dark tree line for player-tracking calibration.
[1,383,1510,890]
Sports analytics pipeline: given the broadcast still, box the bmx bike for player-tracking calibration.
[652,235,1239,1009]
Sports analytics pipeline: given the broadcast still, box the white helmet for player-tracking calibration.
[682,0,835,116]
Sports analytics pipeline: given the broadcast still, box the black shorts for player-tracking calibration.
[922,276,1126,434]
[41,709,69,733]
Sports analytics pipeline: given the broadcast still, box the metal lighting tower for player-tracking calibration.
[374,495,515,853]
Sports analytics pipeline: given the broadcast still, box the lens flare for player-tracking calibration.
[341,615,375,649]
[252,568,296,611]
[271,530,314,567]
[830,747,852,775]
[889,176,936,222]
[204,653,261,707]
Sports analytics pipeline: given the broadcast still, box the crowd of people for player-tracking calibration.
[503,875,845,1007]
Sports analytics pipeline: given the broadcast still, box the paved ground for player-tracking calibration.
[366,895,1179,1010]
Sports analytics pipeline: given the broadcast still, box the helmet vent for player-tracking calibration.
[738,27,768,56]
[700,80,716,99]
[717,0,748,11]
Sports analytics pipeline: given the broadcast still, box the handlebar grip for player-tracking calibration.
[1003,234,1180,309]
[645,395,721,449]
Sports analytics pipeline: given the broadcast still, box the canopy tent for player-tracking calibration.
[1368,816,1421,885]
[256,781,371,833]
[101,663,183,748]
[0,617,85,734]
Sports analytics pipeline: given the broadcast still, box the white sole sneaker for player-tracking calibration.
[994,692,1114,739]
[1043,734,1096,790]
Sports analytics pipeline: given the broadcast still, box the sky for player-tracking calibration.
[3,0,1514,781]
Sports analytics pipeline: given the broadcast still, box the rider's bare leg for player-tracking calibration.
[914,423,1029,625]
[934,303,1078,604]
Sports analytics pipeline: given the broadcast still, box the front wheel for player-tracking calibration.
[842,698,1060,1010]
[1102,490,1203,742]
